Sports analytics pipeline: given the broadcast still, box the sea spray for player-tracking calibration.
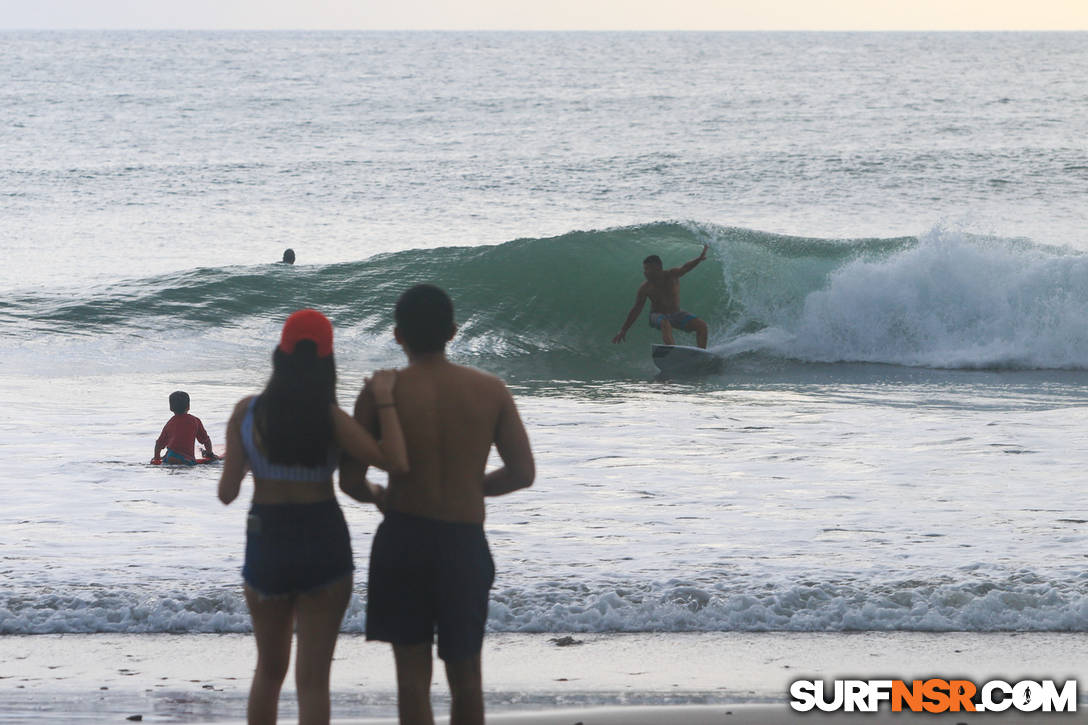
[780,229,1088,369]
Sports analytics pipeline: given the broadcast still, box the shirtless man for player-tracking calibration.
[340,284,535,725]
[611,245,710,349]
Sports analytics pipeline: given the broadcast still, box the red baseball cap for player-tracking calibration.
[279,309,334,358]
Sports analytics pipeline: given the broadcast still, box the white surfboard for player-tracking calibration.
[651,344,724,375]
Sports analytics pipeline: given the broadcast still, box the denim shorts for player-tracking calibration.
[366,510,494,662]
[242,500,354,597]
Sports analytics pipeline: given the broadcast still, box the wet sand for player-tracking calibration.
[1,631,1085,723]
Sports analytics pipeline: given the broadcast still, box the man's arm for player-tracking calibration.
[483,384,534,497]
[674,244,709,277]
[611,286,649,344]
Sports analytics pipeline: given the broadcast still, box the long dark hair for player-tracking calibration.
[254,339,337,466]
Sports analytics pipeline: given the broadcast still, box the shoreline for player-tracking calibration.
[211,704,1088,725]
[2,631,1086,723]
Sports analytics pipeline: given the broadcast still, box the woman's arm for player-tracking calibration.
[332,406,408,474]
[338,466,388,510]
[339,380,388,506]
[217,398,251,504]
[331,370,408,474]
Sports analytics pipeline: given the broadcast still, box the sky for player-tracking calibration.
[3,0,1087,31]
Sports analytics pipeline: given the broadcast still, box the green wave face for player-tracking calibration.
[43,223,1088,376]
[14,223,907,378]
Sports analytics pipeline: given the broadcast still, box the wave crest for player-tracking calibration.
[8,223,1088,373]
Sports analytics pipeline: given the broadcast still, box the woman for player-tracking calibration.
[218,308,407,725]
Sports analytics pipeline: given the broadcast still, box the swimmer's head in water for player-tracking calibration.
[279,308,333,358]
[282,248,295,264]
[169,390,190,414]
[395,284,456,355]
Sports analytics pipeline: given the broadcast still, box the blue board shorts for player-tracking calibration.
[649,310,698,330]
[162,448,197,465]
[243,500,354,597]
[366,510,495,662]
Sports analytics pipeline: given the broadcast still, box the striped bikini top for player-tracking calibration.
[241,396,339,482]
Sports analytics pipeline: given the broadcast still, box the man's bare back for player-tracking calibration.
[349,356,531,524]
[339,284,533,725]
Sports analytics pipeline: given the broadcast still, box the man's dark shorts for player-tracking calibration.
[366,510,495,662]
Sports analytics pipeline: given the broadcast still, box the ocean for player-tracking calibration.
[2,31,1087,642]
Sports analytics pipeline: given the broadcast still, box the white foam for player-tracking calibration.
[771,229,1088,369]
[4,575,1085,635]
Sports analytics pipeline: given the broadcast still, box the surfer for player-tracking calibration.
[611,245,710,349]
[281,248,295,264]
[152,391,216,464]
[340,284,535,725]
[216,308,409,725]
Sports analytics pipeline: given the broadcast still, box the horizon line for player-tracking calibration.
[3,27,1087,33]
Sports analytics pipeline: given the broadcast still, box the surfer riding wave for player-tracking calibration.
[611,245,710,349]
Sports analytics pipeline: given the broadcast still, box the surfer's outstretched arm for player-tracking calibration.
[612,287,648,344]
[675,244,708,276]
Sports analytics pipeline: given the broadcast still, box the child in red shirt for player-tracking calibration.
[152,391,216,465]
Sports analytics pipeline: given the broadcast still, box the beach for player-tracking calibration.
[3,632,1087,722]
